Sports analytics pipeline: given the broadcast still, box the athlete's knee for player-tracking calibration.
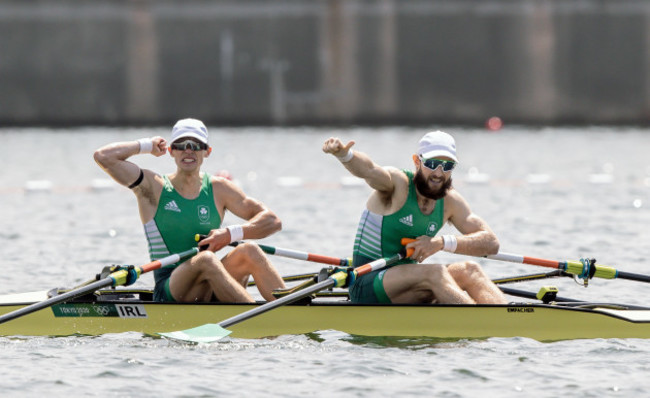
[233,242,275,272]
[418,264,450,302]
[463,261,484,275]
[424,263,447,280]
[421,264,450,289]
[192,251,226,274]
[451,261,491,290]
[194,250,217,265]
[232,242,265,261]
[450,261,484,278]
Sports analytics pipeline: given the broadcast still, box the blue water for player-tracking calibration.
[1,126,650,396]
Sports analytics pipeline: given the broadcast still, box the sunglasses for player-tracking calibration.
[170,139,208,152]
[420,156,457,172]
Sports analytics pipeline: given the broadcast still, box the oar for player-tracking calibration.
[159,249,410,343]
[498,286,581,303]
[401,238,650,283]
[247,272,318,287]
[0,248,198,325]
[487,252,650,283]
[195,234,350,266]
[492,270,568,284]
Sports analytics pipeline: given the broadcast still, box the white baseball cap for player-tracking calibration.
[417,131,457,162]
[171,118,209,145]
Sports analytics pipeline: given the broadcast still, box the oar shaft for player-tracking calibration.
[401,237,650,283]
[616,270,650,283]
[0,278,113,324]
[219,251,405,330]
[196,235,350,266]
[141,248,199,273]
[248,272,317,287]
[492,270,567,285]
[220,278,335,329]
[257,243,348,266]
[488,252,560,268]
[499,286,582,303]
[356,254,402,275]
[488,252,650,283]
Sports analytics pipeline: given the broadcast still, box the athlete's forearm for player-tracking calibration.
[240,209,282,239]
[453,231,500,257]
[323,137,393,193]
[95,137,165,167]
[95,137,166,188]
[340,151,396,194]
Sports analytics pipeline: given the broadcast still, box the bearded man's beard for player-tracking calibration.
[414,170,453,200]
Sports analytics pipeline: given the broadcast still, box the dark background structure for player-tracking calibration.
[2,0,649,126]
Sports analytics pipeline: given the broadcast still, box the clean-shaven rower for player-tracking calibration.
[94,118,285,302]
[323,131,507,304]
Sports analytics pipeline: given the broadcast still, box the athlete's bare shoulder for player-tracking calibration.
[210,174,239,193]
[442,187,473,224]
[133,169,164,207]
[367,167,410,214]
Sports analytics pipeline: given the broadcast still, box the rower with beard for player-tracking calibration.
[322,131,507,305]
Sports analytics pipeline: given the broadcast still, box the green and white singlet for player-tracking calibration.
[145,173,222,301]
[350,169,445,303]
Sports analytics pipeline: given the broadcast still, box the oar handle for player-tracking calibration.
[398,238,422,259]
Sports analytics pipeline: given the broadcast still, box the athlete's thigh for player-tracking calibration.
[168,260,198,289]
[382,263,431,300]
[168,260,211,301]
[219,250,250,286]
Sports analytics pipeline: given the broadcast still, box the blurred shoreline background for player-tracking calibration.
[3,0,650,127]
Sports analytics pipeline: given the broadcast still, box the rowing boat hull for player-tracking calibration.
[1,291,650,341]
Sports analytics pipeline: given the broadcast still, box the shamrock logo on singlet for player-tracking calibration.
[426,222,439,236]
[198,205,210,224]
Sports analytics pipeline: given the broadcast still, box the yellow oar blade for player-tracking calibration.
[159,324,232,344]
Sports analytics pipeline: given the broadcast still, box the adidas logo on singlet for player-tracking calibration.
[399,214,413,226]
[164,200,181,213]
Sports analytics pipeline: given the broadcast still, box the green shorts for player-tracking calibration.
[153,277,176,302]
[349,269,392,304]
[152,268,218,303]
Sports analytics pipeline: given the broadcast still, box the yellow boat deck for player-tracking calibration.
[1,289,650,341]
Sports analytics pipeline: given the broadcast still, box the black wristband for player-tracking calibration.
[128,169,144,189]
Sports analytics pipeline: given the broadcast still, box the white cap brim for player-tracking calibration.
[420,149,457,162]
[172,131,208,145]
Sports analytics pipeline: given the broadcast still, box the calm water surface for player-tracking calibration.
[1,126,650,397]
